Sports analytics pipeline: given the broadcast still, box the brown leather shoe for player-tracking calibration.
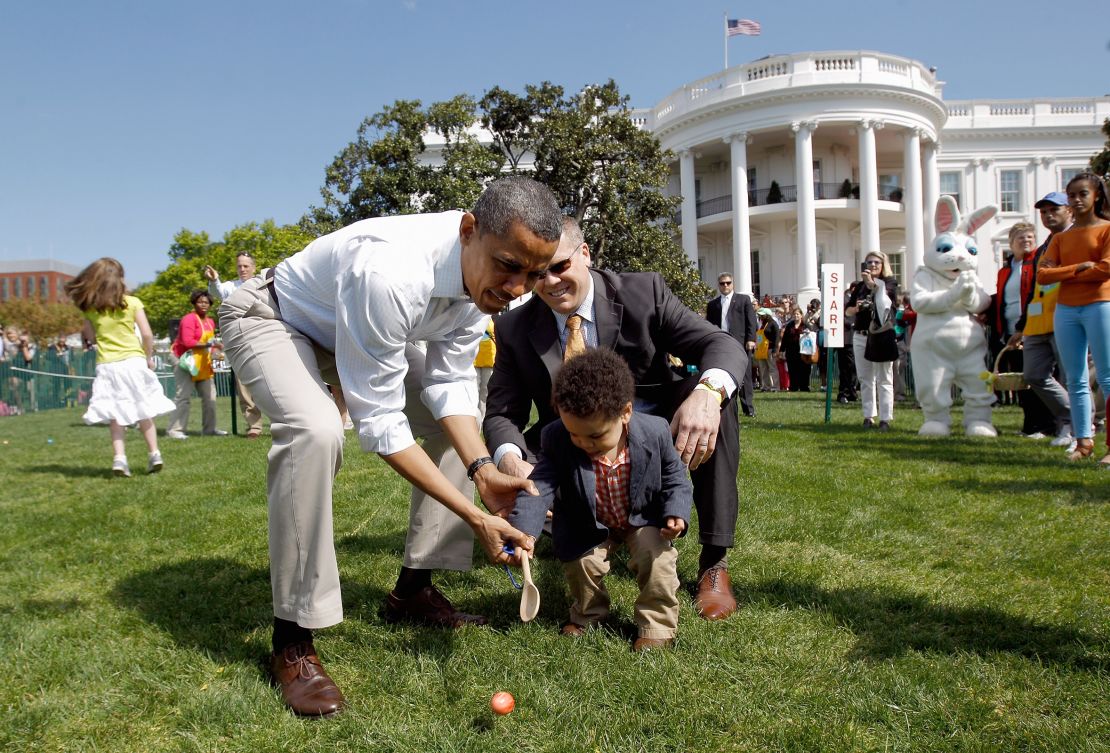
[694,566,737,621]
[560,622,586,637]
[383,585,488,628]
[633,637,674,652]
[269,641,345,717]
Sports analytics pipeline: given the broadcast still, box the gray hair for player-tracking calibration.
[560,215,585,248]
[472,177,563,242]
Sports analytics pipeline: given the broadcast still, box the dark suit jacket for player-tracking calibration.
[484,269,748,460]
[507,413,692,562]
[706,293,758,347]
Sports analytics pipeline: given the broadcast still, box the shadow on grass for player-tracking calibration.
[944,477,1109,505]
[747,577,1107,671]
[24,462,120,478]
[112,557,272,665]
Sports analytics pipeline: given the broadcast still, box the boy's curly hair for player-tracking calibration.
[553,349,634,420]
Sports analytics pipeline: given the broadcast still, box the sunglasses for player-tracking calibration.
[542,245,582,279]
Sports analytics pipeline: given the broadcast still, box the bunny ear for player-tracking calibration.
[961,204,998,236]
[934,196,959,235]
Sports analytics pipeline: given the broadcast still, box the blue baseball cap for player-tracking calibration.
[1034,191,1068,208]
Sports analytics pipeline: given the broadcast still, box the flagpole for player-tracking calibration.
[723,12,728,69]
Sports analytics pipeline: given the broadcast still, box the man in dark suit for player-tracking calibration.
[484,217,748,620]
[706,273,759,417]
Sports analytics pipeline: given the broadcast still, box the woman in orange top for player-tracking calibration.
[1037,173,1110,464]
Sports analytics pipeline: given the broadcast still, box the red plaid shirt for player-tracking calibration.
[593,440,631,532]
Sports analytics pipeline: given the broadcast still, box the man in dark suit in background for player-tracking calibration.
[484,217,748,621]
[706,273,758,417]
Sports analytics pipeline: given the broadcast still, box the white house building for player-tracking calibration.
[635,50,1109,302]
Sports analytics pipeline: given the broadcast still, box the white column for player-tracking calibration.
[725,133,753,296]
[857,119,882,264]
[903,127,924,273]
[922,138,939,243]
[792,120,819,305]
[679,149,698,267]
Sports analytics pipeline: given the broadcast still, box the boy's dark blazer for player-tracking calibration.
[507,412,692,562]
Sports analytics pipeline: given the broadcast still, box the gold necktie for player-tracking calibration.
[564,314,587,362]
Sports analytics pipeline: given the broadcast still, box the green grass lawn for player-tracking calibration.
[1,395,1107,752]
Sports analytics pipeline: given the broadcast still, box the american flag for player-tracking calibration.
[727,18,761,37]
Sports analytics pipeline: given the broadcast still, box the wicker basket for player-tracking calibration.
[991,345,1028,392]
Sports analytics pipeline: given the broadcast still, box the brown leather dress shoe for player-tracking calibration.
[270,641,346,717]
[383,585,488,628]
[560,622,586,637]
[694,566,737,621]
[633,637,674,652]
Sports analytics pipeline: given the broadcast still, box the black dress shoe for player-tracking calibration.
[383,585,488,628]
[742,408,756,418]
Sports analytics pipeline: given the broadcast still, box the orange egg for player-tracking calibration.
[490,691,515,716]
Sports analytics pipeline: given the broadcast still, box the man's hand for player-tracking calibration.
[746,340,756,352]
[497,453,535,480]
[474,463,537,518]
[671,388,722,471]
[473,514,535,564]
[1006,332,1024,349]
[203,265,218,281]
[660,516,686,540]
[1076,261,1095,273]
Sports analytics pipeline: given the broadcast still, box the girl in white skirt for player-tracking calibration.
[65,258,176,477]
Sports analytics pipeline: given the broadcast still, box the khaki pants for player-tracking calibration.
[219,277,475,630]
[564,526,679,640]
[236,376,264,433]
[167,364,216,434]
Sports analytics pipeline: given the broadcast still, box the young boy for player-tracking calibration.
[507,349,692,651]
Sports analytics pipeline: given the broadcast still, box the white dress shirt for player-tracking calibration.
[273,211,489,455]
[718,291,733,332]
[208,277,243,302]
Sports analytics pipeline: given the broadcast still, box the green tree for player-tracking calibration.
[309,82,709,309]
[1090,117,1110,180]
[0,299,83,343]
[135,220,313,335]
[304,95,501,235]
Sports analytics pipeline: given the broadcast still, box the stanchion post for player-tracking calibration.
[229,368,239,436]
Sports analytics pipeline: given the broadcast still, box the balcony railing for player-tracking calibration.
[674,183,904,223]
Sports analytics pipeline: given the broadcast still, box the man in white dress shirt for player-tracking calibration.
[204,253,265,437]
[219,177,561,717]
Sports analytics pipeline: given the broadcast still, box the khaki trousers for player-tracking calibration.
[564,526,679,640]
[219,277,475,630]
[235,375,264,433]
[167,364,216,434]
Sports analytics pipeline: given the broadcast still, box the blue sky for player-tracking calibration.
[2,0,1107,285]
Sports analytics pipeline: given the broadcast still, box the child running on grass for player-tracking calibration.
[507,348,692,651]
[65,258,176,477]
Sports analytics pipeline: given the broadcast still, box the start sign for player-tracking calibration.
[821,264,844,348]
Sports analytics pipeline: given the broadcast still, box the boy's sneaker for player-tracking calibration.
[166,430,188,440]
[112,457,131,478]
[147,452,164,474]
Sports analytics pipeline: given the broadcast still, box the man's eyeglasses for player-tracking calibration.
[718,280,734,286]
[542,245,582,279]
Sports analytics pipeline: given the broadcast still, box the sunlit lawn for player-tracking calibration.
[1,393,1107,752]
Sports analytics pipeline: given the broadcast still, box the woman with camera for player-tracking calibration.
[846,252,899,430]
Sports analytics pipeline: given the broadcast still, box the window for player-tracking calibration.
[13,277,21,298]
[1,278,7,301]
[750,250,760,299]
[1060,167,1084,187]
[813,160,824,198]
[940,171,961,208]
[26,276,35,297]
[40,276,48,300]
[879,173,902,202]
[747,167,757,192]
[999,169,1023,212]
